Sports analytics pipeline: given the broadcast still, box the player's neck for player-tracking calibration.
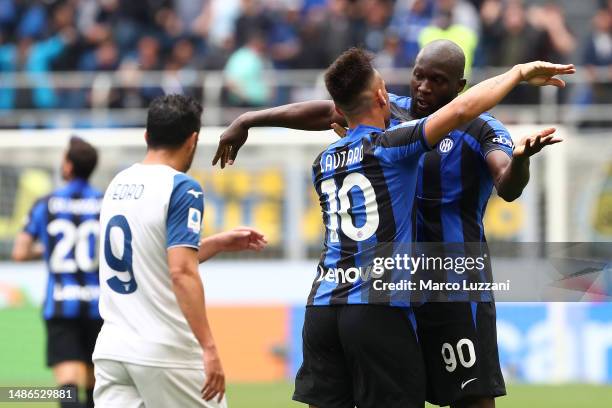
[346,111,386,131]
[142,149,186,173]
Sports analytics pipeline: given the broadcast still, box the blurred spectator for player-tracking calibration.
[113,0,173,51]
[79,39,119,71]
[375,32,410,94]
[581,9,612,107]
[389,0,434,67]
[527,3,576,62]
[436,0,480,33]
[0,0,600,122]
[419,7,478,76]
[375,32,401,70]
[268,6,301,69]
[111,36,164,109]
[320,0,364,66]
[481,0,576,66]
[203,0,242,48]
[173,0,207,36]
[362,0,394,54]
[292,8,328,69]
[224,32,272,107]
[0,29,75,110]
[235,0,274,48]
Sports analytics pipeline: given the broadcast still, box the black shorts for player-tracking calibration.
[45,318,103,367]
[293,305,425,408]
[414,302,506,406]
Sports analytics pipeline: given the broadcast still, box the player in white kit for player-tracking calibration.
[93,95,266,408]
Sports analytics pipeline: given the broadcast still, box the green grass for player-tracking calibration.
[2,307,611,407]
[1,383,610,408]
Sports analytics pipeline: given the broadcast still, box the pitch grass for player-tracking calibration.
[1,383,610,408]
[227,383,611,408]
[0,382,612,408]
[2,307,611,407]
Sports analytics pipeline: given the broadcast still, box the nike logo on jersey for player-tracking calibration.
[461,378,478,389]
[187,189,203,198]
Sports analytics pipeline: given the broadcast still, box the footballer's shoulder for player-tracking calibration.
[456,112,508,139]
[171,172,203,196]
[389,94,414,123]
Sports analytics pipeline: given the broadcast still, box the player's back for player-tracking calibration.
[309,119,429,307]
[24,179,102,319]
[94,163,205,368]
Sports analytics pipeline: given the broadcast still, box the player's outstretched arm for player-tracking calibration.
[213,101,345,168]
[489,127,562,201]
[168,247,225,402]
[11,232,43,261]
[423,61,575,147]
[198,227,267,263]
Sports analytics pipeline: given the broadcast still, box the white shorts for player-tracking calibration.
[93,359,228,408]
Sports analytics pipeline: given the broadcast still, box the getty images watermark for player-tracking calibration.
[316,253,511,292]
[313,242,612,302]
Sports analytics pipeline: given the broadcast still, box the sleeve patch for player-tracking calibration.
[187,208,202,233]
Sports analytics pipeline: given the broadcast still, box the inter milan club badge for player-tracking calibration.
[438,137,454,154]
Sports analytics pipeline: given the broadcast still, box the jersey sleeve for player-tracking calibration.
[23,198,46,239]
[388,93,411,110]
[166,174,205,250]
[376,118,431,162]
[479,116,514,159]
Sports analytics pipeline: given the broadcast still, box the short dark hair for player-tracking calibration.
[324,48,376,112]
[146,94,203,149]
[67,137,98,180]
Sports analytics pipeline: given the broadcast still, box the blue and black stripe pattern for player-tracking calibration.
[386,93,514,243]
[24,179,102,320]
[391,94,513,301]
[308,119,430,306]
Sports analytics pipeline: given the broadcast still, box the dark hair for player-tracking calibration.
[67,137,98,180]
[324,48,375,112]
[146,94,203,149]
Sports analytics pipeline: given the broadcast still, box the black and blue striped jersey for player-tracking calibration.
[308,119,431,306]
[307,93,513,306]
[384,93,514,244]
[24,179,102,320]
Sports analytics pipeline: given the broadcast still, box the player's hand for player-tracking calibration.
[208,227,267,252]
[331,122,347,138]
[201,345,225,403]
[513,127,562,158]
[213,119,248,169]
[517,61,575,88]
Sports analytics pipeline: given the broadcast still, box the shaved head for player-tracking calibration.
[416,40,465,81]
[410,40,467,118]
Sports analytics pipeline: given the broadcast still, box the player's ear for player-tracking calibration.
[190,132,198,149]
[376,88,387,107]
[457,78,467,94]
[62,159,73,180]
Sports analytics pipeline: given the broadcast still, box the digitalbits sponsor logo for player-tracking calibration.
[492,136,513,147]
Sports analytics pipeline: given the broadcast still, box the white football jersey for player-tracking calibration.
[93,163,205,369]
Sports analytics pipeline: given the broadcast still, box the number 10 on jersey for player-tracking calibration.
[320,173,379,243]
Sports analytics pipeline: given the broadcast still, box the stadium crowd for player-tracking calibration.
[0,0,610,112]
